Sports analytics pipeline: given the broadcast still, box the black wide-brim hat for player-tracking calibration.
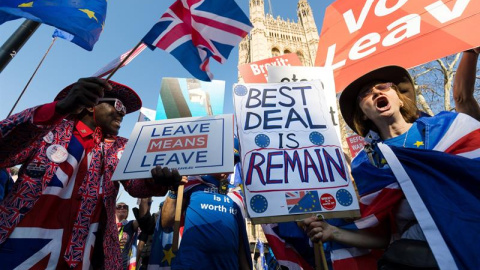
[55,80,142,114]
[339,65,414,134]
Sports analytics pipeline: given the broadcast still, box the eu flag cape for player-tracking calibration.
[378,144,480,270]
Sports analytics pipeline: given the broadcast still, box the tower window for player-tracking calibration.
[272,48,280,57]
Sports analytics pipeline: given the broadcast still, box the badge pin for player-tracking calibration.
[43,132,54,144]
[26,163,47,178]
[117,149,124,159]
[46,144,68,163]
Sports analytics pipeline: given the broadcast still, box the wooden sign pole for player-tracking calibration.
[172,185,184,252]
[314,242,329,270]
[315,214,329,270]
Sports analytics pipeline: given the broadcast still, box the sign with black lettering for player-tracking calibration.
[267,66,341,139]
[233,81,359,223]
[112,115,234,180]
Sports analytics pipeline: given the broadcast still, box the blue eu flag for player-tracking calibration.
[0,0,107,51]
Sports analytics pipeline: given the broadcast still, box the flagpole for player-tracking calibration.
[104,40,144,80]
[7,37,57,117]
[0,19,41,73]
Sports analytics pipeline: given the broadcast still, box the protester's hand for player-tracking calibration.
[148,166,186,190]
[302,216,337,243]
[119,236,127,248]
[55,77,112,115]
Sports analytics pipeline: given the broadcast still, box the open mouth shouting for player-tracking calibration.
[374,96,391,112]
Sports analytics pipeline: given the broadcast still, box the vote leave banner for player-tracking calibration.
[239,53,303,83]
[315,0,480,93]
[112,115,234,180]
[233,81,360,223]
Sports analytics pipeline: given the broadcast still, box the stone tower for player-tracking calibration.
[238,0,320,76]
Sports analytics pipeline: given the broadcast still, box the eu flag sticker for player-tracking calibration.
[285,191,322,214]
[336,189,353,206]
[250,195,268,213]
[234,85,248,96]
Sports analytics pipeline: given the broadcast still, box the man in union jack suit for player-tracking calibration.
[0,77,184,269]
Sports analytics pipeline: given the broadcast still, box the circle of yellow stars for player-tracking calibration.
[298,192,318,212]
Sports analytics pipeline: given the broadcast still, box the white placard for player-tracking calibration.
[267,66,341,139]
[233,81,359,222]
[112,115,234,180]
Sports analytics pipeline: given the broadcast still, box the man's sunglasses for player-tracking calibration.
[358,82,393,101]
[116,204,128,210]
[98,98,127,114]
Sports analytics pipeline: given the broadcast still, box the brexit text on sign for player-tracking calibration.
[239,53,302,83]
[233,81,359,223]
[316,0,480,93]
[112,115,234,180]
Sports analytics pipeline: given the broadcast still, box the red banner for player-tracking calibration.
[346,135,367,158]
[239,53,303,83]
[315,0,480,93]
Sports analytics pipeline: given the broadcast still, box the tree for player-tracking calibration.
[409,52,480,115]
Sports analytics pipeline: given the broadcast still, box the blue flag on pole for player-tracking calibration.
[0,0,107,50]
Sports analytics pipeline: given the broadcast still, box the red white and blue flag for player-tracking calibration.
[142,0,252,81]
[0,134,102,269]
[332,112,480,270]
[262,223,314,270]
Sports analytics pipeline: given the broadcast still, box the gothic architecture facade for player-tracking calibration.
[238,0,319,70]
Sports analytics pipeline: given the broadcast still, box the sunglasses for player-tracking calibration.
[358,82,393,101]
[116,204,128,210]
[98,98,127,114]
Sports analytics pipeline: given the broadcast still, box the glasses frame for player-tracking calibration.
[98,98,127,114]
[357,82,394,101]
[116,204,128,210]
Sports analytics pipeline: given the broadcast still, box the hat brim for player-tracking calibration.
[55,80,142,114]
[339,65,414,135]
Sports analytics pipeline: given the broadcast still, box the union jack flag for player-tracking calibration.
[331,112,480,270]
[142,0,252,81]
[261,223,314,270]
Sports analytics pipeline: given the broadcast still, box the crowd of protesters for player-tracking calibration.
[0,47,480,270]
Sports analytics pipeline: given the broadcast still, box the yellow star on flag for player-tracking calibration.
[18,2,33,7]
[162,247,176,265]
[414,141,424,148]
[79,9,98,22]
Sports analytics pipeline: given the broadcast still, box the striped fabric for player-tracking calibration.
[331,112,480,269]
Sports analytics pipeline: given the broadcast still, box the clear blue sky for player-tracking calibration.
[0,0,335,215]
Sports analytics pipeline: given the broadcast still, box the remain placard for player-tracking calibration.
[112,115,234,180]
[233,81,359,223]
